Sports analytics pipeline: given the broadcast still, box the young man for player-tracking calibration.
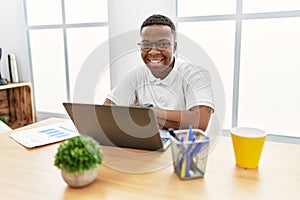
[104,14,214,131]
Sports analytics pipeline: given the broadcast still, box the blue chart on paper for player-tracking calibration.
[10,121,79,148]
[39,126,77,138]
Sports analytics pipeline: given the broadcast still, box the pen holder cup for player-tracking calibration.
[171,129,209,180]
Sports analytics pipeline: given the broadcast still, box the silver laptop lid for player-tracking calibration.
[63,103,170,151]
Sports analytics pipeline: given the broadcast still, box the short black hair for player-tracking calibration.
[140,14,176,40]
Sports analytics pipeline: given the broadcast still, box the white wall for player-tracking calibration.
[0,0,31,82]
[108,0,176,87]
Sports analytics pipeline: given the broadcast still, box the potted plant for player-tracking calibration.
[54,135,103,188]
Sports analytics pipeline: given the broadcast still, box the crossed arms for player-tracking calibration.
[104,98,212,131]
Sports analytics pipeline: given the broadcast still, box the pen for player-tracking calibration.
[191,136,210,157]
[185,126,196,177]
[180,133,188,178]
[141,103,153,107]
[180,125,196,178]
[188,125,194,141]
[168,128,176,138]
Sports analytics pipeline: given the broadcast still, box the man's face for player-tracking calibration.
[140,25,177,77]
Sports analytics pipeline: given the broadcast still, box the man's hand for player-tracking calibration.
[104,98,212,131]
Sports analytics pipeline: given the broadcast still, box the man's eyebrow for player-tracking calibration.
[140,39,171,42]
[158,39,171,42]
[142,39,171,42]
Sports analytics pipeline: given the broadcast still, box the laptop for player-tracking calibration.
[63,102,171,151]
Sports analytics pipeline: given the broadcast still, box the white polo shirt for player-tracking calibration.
[107,58,215,111]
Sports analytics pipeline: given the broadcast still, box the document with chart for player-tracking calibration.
[10,121,79,148]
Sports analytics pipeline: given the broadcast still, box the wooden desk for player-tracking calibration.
[0,118,300,200]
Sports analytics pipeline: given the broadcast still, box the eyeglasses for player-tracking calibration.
[137,41,172,52]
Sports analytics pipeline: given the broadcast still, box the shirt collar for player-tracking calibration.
[147,57,179,86]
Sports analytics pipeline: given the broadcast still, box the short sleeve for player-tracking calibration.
[183,67,215,111]
[106,69,138,105]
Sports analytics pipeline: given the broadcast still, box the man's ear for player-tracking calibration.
[173,41,177,52]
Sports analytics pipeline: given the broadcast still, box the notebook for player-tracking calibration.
[63,102,171,151]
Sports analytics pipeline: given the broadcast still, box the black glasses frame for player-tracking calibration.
[137,41,173,52]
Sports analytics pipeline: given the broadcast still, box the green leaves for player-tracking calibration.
[0,116,8,124]
[54,135,103,174]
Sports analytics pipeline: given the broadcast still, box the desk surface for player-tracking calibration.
[0,118,300,200]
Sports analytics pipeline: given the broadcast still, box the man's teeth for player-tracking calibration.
[151,60,161,64]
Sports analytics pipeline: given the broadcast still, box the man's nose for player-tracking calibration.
[148,46,161,54]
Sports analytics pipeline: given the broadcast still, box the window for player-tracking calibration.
[25,0,109,116]
[243,0,300,13]
[66,27,109,101]
[239,17,300,137]
[64,0,108,23]
[177,0,300,137]
[29,29,66,113]
[177,0,236,16]
[178,21,235,130]
[26,0,62,26]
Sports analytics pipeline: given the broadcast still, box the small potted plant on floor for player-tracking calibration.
[54,135,103,188]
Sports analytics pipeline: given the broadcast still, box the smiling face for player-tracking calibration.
[140,25,177,79]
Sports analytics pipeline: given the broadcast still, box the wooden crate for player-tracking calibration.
[0,83,35,129]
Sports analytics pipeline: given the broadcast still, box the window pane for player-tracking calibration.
[67,27,109,103]
[178,21,236,130]
[64,0,108,23]
[26,0,62,25]
[239,18,300,137]
[178,0,237,16]
[243,0,300,13]
[29,29,67,113]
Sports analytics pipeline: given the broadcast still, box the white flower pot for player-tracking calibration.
[61,167,98,188]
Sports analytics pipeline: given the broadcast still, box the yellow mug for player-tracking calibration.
[231,127,266,169]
